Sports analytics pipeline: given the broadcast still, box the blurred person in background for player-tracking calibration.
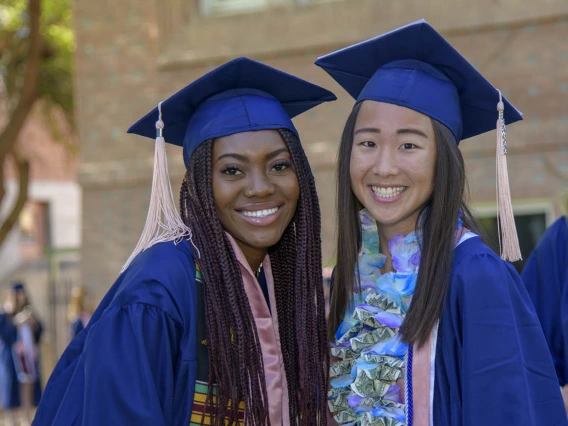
[0,283,42,426]
[522,198,568,414]
[67,286,93,340]
[33,58,335,426]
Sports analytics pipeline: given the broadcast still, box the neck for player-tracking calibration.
[224,232,267,276]
[238,244,266,275]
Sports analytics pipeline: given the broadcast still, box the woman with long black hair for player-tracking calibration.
[319,20,567,426]
[33,57,335,426]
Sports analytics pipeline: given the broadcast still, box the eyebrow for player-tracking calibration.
[215,147,290,163]
[216,153,248,162]
[354,127,380,135]
[397,128,429,139]
[354,127,428,138]
[265,148,289,161]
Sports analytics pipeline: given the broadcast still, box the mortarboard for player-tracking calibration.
[315,20,522,261]
[121,57,336,272]
[128,57,336,165]
[315,19,522,143]
[12,283,25,292]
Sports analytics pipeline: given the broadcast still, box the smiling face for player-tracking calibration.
[350,101,437,238]
[212,129,300,265]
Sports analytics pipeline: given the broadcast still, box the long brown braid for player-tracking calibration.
[179,129,329,425]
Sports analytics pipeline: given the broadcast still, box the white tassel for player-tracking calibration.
[120,102,196,273]
[495,91,522,262]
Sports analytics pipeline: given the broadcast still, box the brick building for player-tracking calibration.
[73,0,568,295]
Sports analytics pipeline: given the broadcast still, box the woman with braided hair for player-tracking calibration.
[33,57,335,426]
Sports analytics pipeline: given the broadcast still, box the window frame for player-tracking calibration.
[199,0,271,17]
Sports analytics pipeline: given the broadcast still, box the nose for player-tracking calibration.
[370,145,399,178]
[245,170,275,198]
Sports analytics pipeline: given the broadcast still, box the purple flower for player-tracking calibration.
[374,310,404,328]
[384,385,402,403]
[348,394,363,408]
[389,234,420,272]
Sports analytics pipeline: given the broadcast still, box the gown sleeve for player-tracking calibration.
[80,303,182,426]
[454,252,567,425]
[40,301,184,426]
[521,217,568,386]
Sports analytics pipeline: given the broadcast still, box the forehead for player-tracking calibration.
[213,129,288,157]
[356,100,432,129]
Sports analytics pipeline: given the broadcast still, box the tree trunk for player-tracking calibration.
[0,0,42,160]
[0,0,42,244]
[0,149,30,247]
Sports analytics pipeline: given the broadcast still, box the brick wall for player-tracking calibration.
[74,0,568,294]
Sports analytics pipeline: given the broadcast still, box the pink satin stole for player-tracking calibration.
[411,228,470,426]
[226,233,290,425]
[411,334,434,426]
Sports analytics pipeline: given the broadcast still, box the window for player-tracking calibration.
[474,202,551,274]
[295,0,338,4]
[200,0,270,16]
[19,201,50,260]
[198,0,334,16]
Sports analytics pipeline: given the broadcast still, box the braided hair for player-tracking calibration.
[179,129,329,425]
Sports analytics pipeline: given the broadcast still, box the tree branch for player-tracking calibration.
[0,148,30,248]
[0,0,42,162]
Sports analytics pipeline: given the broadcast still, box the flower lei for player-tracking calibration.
[328,209,421,426]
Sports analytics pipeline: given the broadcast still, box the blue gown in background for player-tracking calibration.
[69,318,84,340]
[0,312,20,409]
[33,239,199,426]
[434,236,567,425]
[521,216,568,386]
[0,312,43,409]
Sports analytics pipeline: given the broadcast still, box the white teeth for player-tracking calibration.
[241,207,279,218]
[371,186,405,198]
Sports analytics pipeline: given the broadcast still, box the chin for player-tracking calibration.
[242,233,283,250]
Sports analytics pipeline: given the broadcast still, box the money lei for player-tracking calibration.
[328,209,421,426]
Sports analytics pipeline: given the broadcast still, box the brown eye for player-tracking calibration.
[221,165,243,176]
[400,143,416,150]
[361,141,376,148]
[271,160,291,172]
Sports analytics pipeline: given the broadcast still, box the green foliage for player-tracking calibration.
[0,0,75,129]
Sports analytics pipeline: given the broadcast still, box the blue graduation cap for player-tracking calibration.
[128,57,336,165]
[315,19,522,143]
[12,283,25,292]
[316,20,522,261]
[121,57,336,273]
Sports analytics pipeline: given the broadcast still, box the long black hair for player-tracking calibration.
[180,129,329,425]
[328,104,480,347]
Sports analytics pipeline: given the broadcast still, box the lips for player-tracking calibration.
[240,207,279,218]
[371,186,406,198]
[369,185,407,203]
[236,204,284,227]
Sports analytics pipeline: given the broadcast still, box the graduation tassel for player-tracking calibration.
[495,91,522,262]
[120,102,193,273]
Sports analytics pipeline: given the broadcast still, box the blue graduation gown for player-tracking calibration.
[434,236,567,425]
[33,240,199,426]
[0,313,43,409]
[69,318,84,340]
[0,313,20,409]
[521,216,568,386]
